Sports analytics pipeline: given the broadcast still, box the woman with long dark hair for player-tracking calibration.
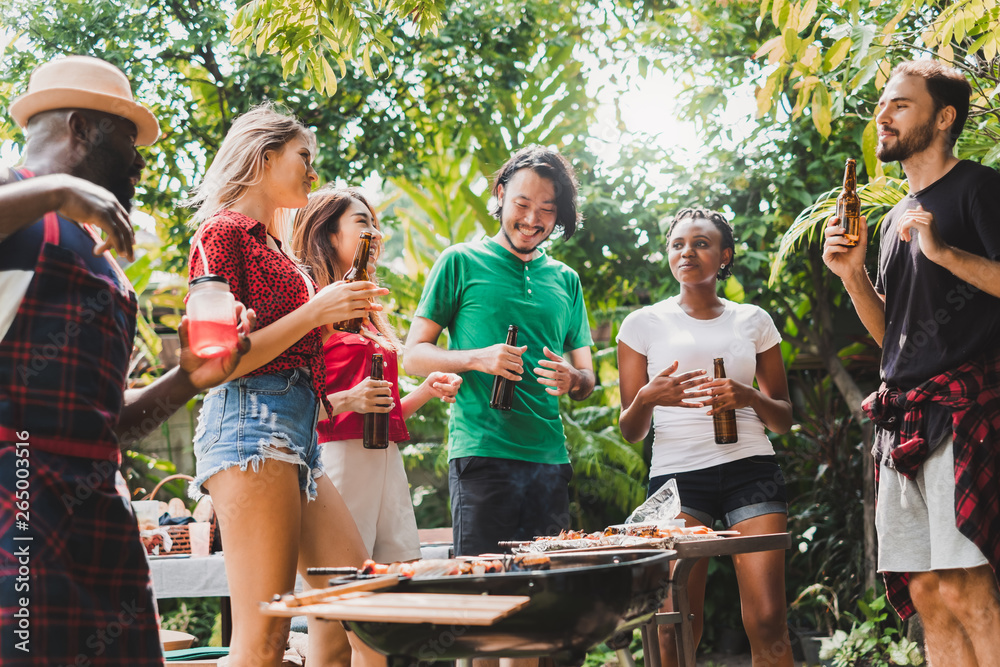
[293,185,461,562]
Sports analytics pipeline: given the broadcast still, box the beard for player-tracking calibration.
[876,115,936,163]
[501,221,553,256]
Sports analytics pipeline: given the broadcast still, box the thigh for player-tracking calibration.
[449,457,521,556]
[731,513,789,608]
[517,462,573,541]
[205,461,303,618]
[298,473,369,586]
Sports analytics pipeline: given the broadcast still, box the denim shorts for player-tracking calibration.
[191,368,323,500]
[648,455,787,528]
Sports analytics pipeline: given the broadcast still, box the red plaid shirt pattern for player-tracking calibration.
[863,349,1000,619]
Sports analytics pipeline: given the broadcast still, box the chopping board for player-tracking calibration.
[262,591,530,625]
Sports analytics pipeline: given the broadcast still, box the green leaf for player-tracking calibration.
[811,82,831,137]
[862,117,878,179]
[823,36,852,72]
[723,275,745,302]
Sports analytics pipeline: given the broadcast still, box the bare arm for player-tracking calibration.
[400,372,462,420]
[226,281,386,381]
[117,309,253,446]
[699,344,793,434]
[402,316,524,379]
[617,342,709,444]
[0,170,135,260]
[823,215,886,346]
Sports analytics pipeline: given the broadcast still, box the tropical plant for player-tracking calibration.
[819,591,924,667]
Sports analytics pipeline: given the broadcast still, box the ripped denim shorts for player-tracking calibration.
[191,368,323,500]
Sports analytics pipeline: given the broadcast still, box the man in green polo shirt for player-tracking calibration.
[404,145,596,556]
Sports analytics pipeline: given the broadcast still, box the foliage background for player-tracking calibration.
[4,0,1000,653]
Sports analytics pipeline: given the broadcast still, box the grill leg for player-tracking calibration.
[671,558,699,667]
[615,648,636,667]
[640,622,661,667]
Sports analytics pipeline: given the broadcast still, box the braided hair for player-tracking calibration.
[666,207,736,280]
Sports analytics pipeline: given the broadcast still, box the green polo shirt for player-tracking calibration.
[415,237,593,464]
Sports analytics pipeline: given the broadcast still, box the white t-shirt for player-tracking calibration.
[616,296,782,476]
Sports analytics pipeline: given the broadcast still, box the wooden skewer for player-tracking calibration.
[281,574,400,607]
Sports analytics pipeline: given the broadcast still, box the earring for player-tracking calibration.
[720,263,726,269]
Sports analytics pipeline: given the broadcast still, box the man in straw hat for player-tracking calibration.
[0,55,253,665]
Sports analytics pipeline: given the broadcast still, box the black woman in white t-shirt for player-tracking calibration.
[617,207,794,667]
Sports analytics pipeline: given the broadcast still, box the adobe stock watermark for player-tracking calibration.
[9,431,33,654]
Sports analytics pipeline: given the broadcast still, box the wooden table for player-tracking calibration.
[640,532,792,667]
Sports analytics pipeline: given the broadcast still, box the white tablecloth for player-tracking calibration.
[149,554,230,599]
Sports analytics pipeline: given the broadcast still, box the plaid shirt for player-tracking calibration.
[863,349,1000,619]
[0,170,137,461]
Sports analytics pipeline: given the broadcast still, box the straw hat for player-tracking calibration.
[9,56,160,146]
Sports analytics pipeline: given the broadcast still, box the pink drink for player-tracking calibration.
[189,319,238,358]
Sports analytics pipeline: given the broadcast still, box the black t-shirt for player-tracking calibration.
[875,160,1000,390]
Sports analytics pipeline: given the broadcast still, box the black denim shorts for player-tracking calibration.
[648,454,787,528]
[449,456,573,556]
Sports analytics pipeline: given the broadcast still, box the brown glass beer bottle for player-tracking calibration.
[363,353,389,449]
[332,230,375,333]
[490,325,519,411]
[712,357,738,444]
[836,158,862,247]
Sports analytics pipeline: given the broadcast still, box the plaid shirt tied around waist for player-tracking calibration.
[862,349,1000,620]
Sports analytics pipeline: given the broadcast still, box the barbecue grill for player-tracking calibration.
[333,549,675,666]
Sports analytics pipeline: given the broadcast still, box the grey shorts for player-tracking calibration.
[876,436,988,573]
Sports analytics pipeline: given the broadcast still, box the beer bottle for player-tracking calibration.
[490,325,519,411]
[836,158,862,247]
[332,230,375,333]
[712,357,738,444]
[363,353,389,449]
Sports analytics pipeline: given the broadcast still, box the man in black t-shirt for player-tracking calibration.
[824,61,1000,665]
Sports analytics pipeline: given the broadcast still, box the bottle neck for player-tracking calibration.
[843,163,857,191]
[351,237,372,272]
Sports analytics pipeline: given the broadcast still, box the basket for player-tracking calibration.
[140,474,216,556]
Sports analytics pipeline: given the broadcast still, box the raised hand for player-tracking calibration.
[344,376,394,414]
[823,214,869,280]
[177,303,255,391]
[897,204,947,263]
[534,346,580,397]
[424,372,462,403]
[475,343,527,380]
[639,361,710,408]
[56,174,136,261]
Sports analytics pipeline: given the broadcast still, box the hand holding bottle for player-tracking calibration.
[344,377,394,414]
[311,280,387,326]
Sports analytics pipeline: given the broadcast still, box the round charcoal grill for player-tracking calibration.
[336,549,675,666]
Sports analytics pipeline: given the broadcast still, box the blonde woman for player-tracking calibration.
[185,105,386,667]
[292,186,461,562]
